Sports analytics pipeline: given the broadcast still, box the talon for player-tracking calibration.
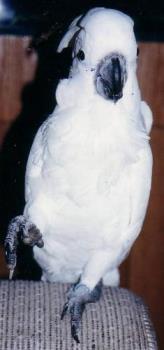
[71,324,80,343]
[61,302,69,320]
[4,215,44,277]
[4,241,17,274]
[36,238,44,248]
[61,282,102,342]
[9,269,14,280]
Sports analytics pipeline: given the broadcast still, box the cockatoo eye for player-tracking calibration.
[77,50,85,61]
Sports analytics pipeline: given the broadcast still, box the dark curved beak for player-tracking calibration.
[95,53,127,102]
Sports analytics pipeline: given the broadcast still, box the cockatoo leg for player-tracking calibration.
[4,215,44,279]
[61,280,102,343]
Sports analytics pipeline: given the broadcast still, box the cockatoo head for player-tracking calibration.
[57,8,138,103]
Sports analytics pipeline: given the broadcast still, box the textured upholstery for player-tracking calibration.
[0,280,158,350]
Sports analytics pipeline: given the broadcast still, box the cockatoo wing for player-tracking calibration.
[25,119,50,203]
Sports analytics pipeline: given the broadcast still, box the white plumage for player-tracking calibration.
[24,8,153,289]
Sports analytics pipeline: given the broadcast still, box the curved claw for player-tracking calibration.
[61,282,102,343]
[61,302,69,320]
[71,324,80,344]
[36,238,44,248]
[71,302,85,342]
[9,269,14,280]
[61,298,84,343]
[4,215,44,279]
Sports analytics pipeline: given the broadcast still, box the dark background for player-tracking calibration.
[1,0,164,40]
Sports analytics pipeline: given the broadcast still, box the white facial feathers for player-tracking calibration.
[57,8,137,70]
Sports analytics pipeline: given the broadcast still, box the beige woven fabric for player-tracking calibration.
[0,280,157,350]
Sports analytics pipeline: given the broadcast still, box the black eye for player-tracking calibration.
[137,47,140,57]
[77,50,85,61]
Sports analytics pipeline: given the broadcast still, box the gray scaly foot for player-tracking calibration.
[4,215,44,279]
[61,280,102,343]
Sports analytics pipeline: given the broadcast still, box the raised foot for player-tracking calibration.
[61,281,102,343]
[4,215,44,279]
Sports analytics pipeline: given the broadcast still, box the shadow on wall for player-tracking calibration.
[0,34,72,280]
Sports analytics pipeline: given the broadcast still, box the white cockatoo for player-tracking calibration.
[5,7,153,342]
